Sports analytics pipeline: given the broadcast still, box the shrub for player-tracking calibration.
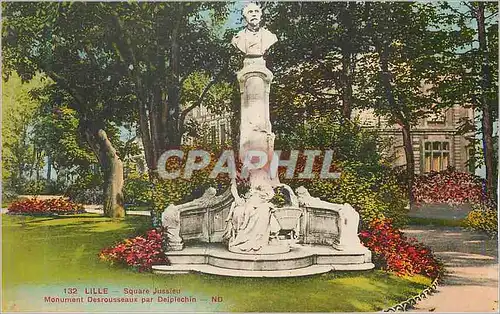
[7,198,85,215]
[359,219,442,278]
[124,172,152,206]
[99,229,168,272]
[412,167,488,205]
[2,189,18,204]
[44,179,68,195]
[23,179,47,195]
[65,172,103,205]
[464,204,498,238]
[276,117,409,228]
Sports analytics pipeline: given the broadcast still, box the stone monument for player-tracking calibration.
[226,3,288,255]
[153,3,373,277]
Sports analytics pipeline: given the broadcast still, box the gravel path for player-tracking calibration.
[403,225,498,312]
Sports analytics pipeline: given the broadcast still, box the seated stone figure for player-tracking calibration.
[295,186,365,251]
[224,180,282,253]
[162,188,217,251]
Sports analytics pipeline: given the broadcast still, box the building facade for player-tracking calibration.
[183,104,232,146]
[355,105,475,174]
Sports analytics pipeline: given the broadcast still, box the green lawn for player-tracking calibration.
[408,216,465,227]
[2,214,431,312]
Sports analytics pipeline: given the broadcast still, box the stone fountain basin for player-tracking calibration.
[273,206,302,231]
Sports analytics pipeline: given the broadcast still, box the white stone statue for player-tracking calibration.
[233,3,278,188]
[231,3,278,57]
[161,187,217,250]
[228,184,276,253]
[161,205,183,251]
[223,179,246,241]
[295,186,365,251]
[223,179,281,253]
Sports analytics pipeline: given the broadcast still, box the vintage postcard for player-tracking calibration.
[1,1,498,313]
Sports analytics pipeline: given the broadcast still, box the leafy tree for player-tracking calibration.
[2,2,232,215]
[266,2,455,203]
[1,72,46,194]
[108,2,232,174]
[438,2,498,198]
[276,116,408,227]
[3,2,140,217]
[266,2,369,135]
[360,2,454,202]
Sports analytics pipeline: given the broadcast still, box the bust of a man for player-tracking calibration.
[231,3,278,57]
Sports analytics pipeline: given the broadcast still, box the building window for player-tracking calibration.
[210,125,218,145]
[423,141,450,172]
[220,124,226,145]
[467,148,476,173]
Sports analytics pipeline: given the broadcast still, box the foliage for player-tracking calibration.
[438,2,498,197]
[267,2,370,125]
[124,172,152,206]
[7,198,85,216]
[151,146,231,211]
[2,189,19,205]
[3,1,233,172]
[44,178,69,195]
[22,179,47,195]
[359,219,442,278]
[122,145,234,211]
[99,229,168,272]
[464,203,498,238]
[277,117,408,227]
[64,171,104,205]
[359,3,452,123]
[412,167,489,205]
[270,188,287,207]
[32,105,96,170]
[1,73,47,192]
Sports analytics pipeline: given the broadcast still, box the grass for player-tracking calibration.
[2,213,431,312]
[408,216,465,227]
[124,204,151,211]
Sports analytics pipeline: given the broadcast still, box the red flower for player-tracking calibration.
[412,168,489,205]
[359,219,442,278]
[7,198,85,215]
[99,229,168,272]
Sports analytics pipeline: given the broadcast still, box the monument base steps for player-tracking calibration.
[152,243,374,277]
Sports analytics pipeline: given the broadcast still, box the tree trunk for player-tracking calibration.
[46,155,52,182]
[86,128,125,218]
[339,2,355,120]
[475,3,495,199]
[377,41,415,204]
[401,122,415,203]
[166,4,183,148]
[340,51,354,120]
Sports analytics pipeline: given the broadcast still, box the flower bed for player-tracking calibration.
[412,168,488,205]
[99,229,168,272]
[7,198,85,216]
[360,219,442,278]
